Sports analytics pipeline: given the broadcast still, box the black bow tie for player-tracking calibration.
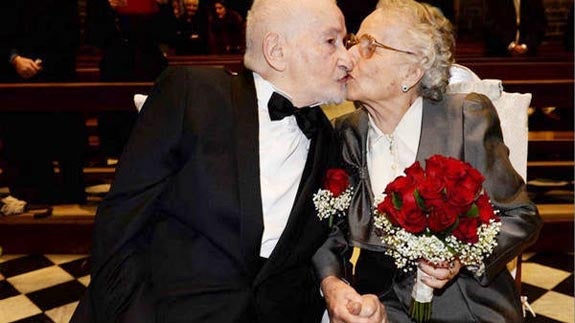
[267,92,321,139]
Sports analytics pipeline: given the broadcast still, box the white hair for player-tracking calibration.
[377,0,454,101]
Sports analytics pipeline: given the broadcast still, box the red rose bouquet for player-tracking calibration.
[373,155,501,323]
[313,168,353,227]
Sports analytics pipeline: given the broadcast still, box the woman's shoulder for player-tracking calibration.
[441,92,496,113]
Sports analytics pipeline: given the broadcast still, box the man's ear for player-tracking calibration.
[263,32,287,71]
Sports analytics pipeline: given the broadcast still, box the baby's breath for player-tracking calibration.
[313,187,353,222]
[374,206,501,272]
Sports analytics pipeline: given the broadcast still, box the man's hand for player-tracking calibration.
[321,276,387,323]
[11,56,42,79]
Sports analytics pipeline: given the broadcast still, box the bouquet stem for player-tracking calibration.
[410,268,434,323]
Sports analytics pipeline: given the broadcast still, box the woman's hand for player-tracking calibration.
[417,259,462,289]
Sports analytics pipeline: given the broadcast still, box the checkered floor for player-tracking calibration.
[0,252,572,323]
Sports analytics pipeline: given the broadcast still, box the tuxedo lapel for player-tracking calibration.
[231,69,264,278]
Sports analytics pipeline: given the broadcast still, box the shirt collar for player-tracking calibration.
[253,72,275,116]
[253,72,321,111]
[367,96,423,152]
[253,72,299,114]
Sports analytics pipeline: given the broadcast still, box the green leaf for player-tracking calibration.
[466,203,479,218]
[414,189,426,211]
[392,192,403,209]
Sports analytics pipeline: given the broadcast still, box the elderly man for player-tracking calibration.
[70,0,358,322]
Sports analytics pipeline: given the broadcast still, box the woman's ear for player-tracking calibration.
[404,63,425,89]
[262,32,287,71]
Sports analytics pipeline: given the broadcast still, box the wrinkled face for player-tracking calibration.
[214,2,226,18]
[346,10,415,105]
[184,0,199,15]
[283,3,353,106]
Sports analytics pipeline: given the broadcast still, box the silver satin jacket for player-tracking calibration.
[313,92,542,323]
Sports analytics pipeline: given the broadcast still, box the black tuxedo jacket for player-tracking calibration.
[71,66,338,323]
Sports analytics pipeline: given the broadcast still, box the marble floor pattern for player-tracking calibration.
[0,252,572,323]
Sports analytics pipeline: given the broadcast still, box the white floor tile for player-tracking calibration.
[7,266,74,294]
[77,275,91,287]
[0,255,24,264]
[0,295,41,323]
[45,301,79,323]
[521,262,572,290]
[44,254,87,265]
[531,291,575,323]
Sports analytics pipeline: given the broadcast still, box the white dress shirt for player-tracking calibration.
[253,72,311,258]
[367,97,423,198]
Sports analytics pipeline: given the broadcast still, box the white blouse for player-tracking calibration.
[366,97,423,198]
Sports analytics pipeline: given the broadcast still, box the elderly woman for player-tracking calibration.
[314,0,542,322]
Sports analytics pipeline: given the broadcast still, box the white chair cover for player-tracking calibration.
[447,64,531,181]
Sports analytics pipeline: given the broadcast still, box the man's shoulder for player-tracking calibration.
[153,65,250,95]
[162,65,240,79]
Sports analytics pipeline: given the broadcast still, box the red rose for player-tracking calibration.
[384,175,413,196]
[417,176,445,201]
[426,199,459,233]
[324,168,349,197]
[442,157,468,189]
[404,161,425,184]
[446,185,476,209]
[378,196,401,226]
[457,166,484,196]
[397,203,427,234]
[399,184,419,210]
[452,216,479,243]
[424,155,445,181]
[476,194,498,224]
[463,166,485,189]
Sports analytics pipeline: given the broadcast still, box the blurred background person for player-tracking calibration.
[86,0,169,164]
[0,0,87,204]
[207,0,245,54]
[169,0,210,55]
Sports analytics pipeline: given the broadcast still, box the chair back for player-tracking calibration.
[447,64,531,181]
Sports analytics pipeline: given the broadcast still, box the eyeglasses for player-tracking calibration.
[344,33,415,58]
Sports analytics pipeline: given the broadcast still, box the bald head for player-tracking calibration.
[243,0,352,107]
[244,0,340,72]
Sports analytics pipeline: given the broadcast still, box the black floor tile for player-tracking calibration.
[26,280,86,311]
[1,252,573,323]
[525,252,574,273]
[521,282,549,303]
[0,255,54,278]
[59,257,91,278]
[11,313,54,323]
[0,279,20,300]
[552,274,574,296]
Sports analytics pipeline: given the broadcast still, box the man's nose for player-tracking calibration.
[339,47,354,72]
